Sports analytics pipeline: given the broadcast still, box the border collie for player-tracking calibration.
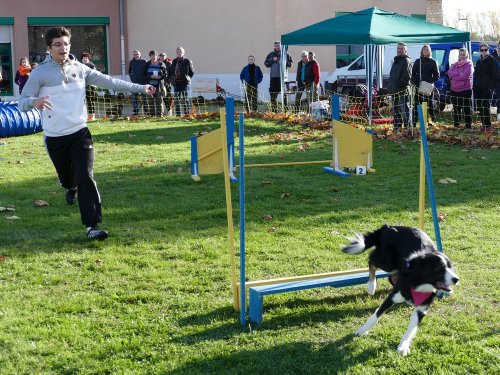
[341,225,459,355]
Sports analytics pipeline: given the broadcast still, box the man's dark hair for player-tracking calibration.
[45,26,71,47]
[81,52,91,59]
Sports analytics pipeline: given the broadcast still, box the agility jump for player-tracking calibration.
[197,98,442,325]
[191,95,375,180]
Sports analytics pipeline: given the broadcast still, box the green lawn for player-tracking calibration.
[0,117,499,374]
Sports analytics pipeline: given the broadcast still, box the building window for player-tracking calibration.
[27,17,110,73]
[0,43,13,97]
[28,25,108,73]
[0,19,14,96]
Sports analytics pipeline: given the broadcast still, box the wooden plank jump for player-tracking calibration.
[249,271,389,324]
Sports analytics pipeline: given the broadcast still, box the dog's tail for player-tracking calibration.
[341,226,385,255]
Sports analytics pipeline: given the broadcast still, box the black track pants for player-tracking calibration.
[44,127,102,227]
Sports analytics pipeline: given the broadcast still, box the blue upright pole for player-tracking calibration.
[331,94,340,121]
[417,104,443,252]
[238,112,246,325]
[190,135,199,179]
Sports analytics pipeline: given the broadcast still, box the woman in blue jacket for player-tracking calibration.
[240,55,263,112]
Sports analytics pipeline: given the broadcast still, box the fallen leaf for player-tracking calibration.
[177,167,183,174]
[95,259,102,265]
[330,187,340,193]
[0,255,6,262]
[267,227,276,233]
[280,192,291,199]
[438,179,449,184]
[32,199,49,207]
[5,216,20,220]
[445,177,457,183]
[438,212,447,222]
[128,134,136,137]
[262,180,273,185]
[0,207,15,212]
[297,143,310,152]
[156,136,165,140]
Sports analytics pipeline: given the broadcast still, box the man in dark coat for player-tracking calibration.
[128,50,148,115]
[240,55,263,112]
[264,41,292,112]
[388,43,412,129]
[170,46,194,116]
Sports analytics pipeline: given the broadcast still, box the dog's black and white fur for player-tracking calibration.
[342,225,459,355]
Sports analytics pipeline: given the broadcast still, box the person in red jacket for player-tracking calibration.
[308,51,320,102]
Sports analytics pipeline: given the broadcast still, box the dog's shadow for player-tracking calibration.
[175,286,394,345]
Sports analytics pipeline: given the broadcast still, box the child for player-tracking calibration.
[15,57,31,94]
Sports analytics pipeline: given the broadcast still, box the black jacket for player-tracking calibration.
[128,58,148,84]
[411,57,439,85]
[473,54,498,90]
[170,57,194,86]
[388,55,412,94]
[491,50,500,82]
[295,60,315,88]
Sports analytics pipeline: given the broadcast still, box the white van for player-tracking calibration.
[325,44,423,93]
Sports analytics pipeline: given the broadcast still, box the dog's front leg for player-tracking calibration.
[397,307,427,356]
[355,292,397,336]
[367,262,377,295]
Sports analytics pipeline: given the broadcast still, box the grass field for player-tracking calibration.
[1,117,499,374]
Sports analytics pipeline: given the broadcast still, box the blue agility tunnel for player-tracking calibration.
[0,101,42,138]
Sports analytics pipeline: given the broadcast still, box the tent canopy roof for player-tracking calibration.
[281,7,470,46]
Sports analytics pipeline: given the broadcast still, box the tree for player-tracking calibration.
[444,10,500,41]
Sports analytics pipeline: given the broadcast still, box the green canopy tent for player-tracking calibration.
[280,7,470,124]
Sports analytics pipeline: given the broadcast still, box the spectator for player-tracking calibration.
[308,51,320,103]
[491,41,500,121]
[294,51,309,112]
[19,26,155,240]
[388,43,412,129]
[170,46,194,116]
[31,62,39,69]
[159,52,173,115]
[411,44,439,124]
[447,48,473,128]
[144,50,167,116]
[264,41,292,112]
[473,43,497,130]
[240,55,263,113]
[128,50,148,116]
[81,52,98,120]
[14,57,31,95]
